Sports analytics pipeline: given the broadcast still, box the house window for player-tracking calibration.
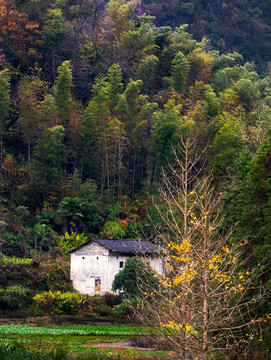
[82,257,85,259]
[119,261,124,268]
[97,257,99,260]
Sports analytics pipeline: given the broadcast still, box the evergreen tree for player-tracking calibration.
[107,63,123,114]
[164,51,190,93]
[17,76,45,166]
[54,60,72,124]
[34,125,66,199]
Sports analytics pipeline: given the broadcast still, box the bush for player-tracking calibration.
[33,291,91,315]
[0,341,70,360]
[54,232,88,256]
[2,255,32,265]
[112,257,159,297]
[101,220,125,238]
[113,298,140,317]
[94,304,112,317]
[103,293,122,307]
[0,260,72,292]
[0,286,34,314]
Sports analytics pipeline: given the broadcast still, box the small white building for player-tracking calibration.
[69,239,163,296]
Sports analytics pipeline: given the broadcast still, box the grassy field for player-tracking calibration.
[0,324,151,336]
[0,323,169,359]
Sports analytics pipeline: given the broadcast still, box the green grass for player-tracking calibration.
[77,347,168,357]
[0,324,151,336]
[48,324,151,335]
[2,334,132,345]
[0,339,169,359]
[0,324,168,359]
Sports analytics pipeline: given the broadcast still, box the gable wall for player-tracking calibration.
[70,242,109,295]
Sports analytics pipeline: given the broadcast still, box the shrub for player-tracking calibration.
[0,341,70,360]
[103,293,122,307]
[33,291,91,315]
[101,220,125,238]
[2,255,32,265]
[112,257,159,297]
[0,286,34,314]
[94,304,113,316]
[54,232,88,256]
[112,297,141,317]
[0,260,72,292]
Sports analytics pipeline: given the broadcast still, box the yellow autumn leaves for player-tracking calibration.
[160,320,196,334]
[162,238,249,293]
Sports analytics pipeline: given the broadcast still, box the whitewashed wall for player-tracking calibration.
[148,256,164,275]
[70,242,109,295]
[70,241,164,296]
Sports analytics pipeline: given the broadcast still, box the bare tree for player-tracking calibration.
[135,136,268,360]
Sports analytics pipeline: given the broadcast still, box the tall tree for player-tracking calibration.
[54,60,73,124]
[0,69,10,178]
[151,98,185,172]
[164,51,190,93]
[104,116,126,199]
[17,76,45,166]
[136,143,267,360]
[0,0,41,69]
[34,125,66,200]
[41,0,74,81]
[135,55,159,93]
[107,63,123,114]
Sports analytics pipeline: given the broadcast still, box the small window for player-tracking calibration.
[82,257,85,259]
[97,257,99,260]
[117,256,119,259]
[119,261,124,268]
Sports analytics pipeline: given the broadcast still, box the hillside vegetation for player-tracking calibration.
[0,1,270,358]
[0,0,270,252]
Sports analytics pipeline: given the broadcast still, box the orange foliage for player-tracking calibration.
[0,0,41,68]
[2,154,14,177]
[120,219,129,227]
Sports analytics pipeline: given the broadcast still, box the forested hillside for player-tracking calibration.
[0,0,271,258]
[0,0,270,358]
[140,0,271,68]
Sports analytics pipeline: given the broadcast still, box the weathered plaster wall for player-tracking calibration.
[148,256,164,275]
[70,241,164,296]
[70,242,109,295]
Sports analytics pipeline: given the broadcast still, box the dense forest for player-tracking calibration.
[0,0,270,259]
[141,0,271,68]
[0,0,270,358]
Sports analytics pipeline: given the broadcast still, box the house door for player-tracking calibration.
[95,278,101,296]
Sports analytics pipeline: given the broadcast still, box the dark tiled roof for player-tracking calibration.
[69,239,157,255]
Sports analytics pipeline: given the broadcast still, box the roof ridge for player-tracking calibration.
[69,238,157,254]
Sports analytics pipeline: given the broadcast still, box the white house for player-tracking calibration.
[69,239,163,296]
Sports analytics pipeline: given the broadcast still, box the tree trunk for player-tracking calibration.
[203,184,210,360]
[28,141,31,167]
[0,134,2,179]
